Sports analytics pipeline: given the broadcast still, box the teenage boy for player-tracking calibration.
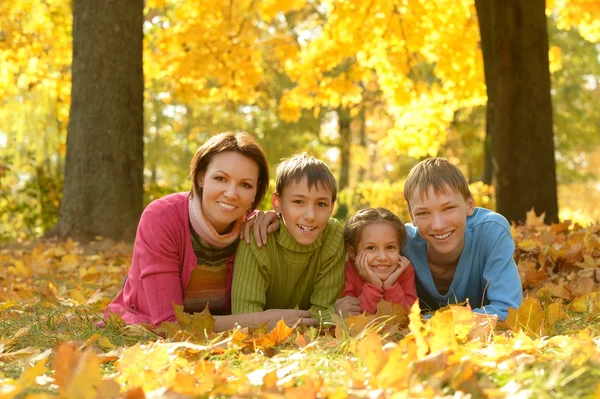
[403,157,522,319]
[231,153,345,322]
[335,157,522,320]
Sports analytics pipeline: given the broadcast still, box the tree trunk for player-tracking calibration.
[475,0,558,224]
[50,0,144,241]
[338,107,351,190]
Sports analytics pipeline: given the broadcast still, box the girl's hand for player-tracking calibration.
[355,251,383,288]
[383,256,410,289]
[240,210,280,248]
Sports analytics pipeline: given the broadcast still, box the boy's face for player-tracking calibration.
[408,185,475,263]
[272,177,334,246]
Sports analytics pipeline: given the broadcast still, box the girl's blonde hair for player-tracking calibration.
[343,207,407,256]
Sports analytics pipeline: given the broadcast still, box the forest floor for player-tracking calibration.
[1,211,600,398]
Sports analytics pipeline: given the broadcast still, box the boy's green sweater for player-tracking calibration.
[231,218,345,322]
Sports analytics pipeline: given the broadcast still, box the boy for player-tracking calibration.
[231,153,345,322]
[401,157,522,319]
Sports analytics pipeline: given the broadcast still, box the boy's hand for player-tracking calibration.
[240,210,279,248]
[334,296,362,318]
[355,251,383,288]
[257,309,317,328]
[383,256,410,289]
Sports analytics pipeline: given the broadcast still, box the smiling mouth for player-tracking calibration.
[298,224,316,232]
[432,231,453,240]
[371,265,391,270]
[217,201,236,211]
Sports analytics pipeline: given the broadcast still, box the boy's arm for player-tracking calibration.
[383,264,418,310]
[231,238,270,314]
[476,224,523,320]
[309,220,346,322]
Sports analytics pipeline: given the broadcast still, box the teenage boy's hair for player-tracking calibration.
[344,207,407,255]
[404,157,472,206]
[275,153,337,203]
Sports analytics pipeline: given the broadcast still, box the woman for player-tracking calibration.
[103,131,316,331]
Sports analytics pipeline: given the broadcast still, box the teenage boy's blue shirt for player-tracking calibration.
[403,207,523,320]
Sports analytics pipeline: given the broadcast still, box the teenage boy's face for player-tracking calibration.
[409,185,475,263]
[272,177,334,246]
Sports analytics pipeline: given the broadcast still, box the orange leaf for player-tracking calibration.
[53,342,103,399]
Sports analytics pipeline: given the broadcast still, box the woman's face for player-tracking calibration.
[199,151,259,233]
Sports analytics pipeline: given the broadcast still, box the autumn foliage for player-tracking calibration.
[1,210,600,397]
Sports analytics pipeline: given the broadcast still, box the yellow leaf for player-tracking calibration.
[505,297,545,337]
[17,358,47,390]
[545,302,568,332]
[96,337,116,350]
[173,303,215,334]
[576,254,600,269]
[355,332,385,377]
[408,301,428,359]
[570,292,600,314]
[427,310,457,353]
[61,254,79,271]
[263,370,278,389]
[69,289,87,304]
[346,312,372,335]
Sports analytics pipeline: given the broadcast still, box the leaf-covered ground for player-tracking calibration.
[2,210,600,398]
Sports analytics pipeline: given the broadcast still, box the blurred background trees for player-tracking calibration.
[1,0,599,241]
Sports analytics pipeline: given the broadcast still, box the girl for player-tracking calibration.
[103,131,316,330]
[340,207,417,315]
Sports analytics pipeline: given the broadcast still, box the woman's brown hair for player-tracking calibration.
[343,207,407,257]
[190,131,269,211]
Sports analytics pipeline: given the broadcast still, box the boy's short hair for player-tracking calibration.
[275,153,337,203]
[404,157,472,206]
[344,207,407,254]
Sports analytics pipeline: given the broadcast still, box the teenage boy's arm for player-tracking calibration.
[231,239,270,314]
[309,220,346,322]
[476,221,523,320]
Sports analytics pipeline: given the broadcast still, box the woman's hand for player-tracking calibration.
[240,210,280,248]
[383,256,410,289]
[355,251,382,288]
[255,309,317,329]
[334,296,362,318]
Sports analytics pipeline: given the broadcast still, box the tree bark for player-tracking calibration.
[50,0,144,241]
[475,0,558,224]
[338,107,351,190]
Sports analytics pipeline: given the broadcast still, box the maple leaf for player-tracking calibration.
[526,208,546,228]
[505,297,545,337]
[173,303,215,338]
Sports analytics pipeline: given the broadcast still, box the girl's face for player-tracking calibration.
[356,221,401,281]
[199,151,259,233]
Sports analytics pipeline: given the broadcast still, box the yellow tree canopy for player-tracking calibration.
[279,0,486,158]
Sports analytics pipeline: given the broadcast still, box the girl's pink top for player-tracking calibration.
[342,260,418,314]
[104,193,234,326]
